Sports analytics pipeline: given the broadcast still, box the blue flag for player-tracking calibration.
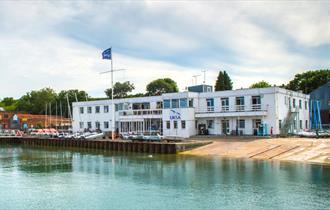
[102,48,112,60]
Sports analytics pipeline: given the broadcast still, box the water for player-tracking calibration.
[0,146,329,210]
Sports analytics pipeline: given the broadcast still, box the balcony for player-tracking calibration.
[118,109,162,120]
[195,104,268,118]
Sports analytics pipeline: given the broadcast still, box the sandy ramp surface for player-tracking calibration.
[181,137,330,165]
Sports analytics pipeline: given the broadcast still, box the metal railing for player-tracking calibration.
[118,109,162,116]
[198,104,267,113]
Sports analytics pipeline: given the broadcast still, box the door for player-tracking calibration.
[221,120,229,135]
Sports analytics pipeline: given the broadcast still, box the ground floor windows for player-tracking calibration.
[207,120,214,129]
[181,120,186,129]
[221,120,230,135]
[166,121,170,129]
[279,120,282,129]
[299,120,302,129]
[305,120,308,129]
[173,121,178,129]
[87,122,92,129]
[236,119,245,129]
[79,122,84,129]
[95,122,100,130]
[104,121,109,129]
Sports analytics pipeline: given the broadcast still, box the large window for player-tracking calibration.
[95,106,100,113]
[163,100,171,109]
[104,106,109,113]
[179,98,187,108]
[133,102,150,110]
[171,99,179,108]
[87,107,92,114]
[207,120,214,129]
[221,98,229,111]
[236,119,245,128]
[299,100,302,109]
[206,98,214,111]
[116,103,124,111]
[79,107,84,114]
[293,98,296,108]
[252,96,261,110]
[87,122,92,129]
[236,97,245,111]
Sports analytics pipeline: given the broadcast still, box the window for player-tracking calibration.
[305,101,308,109]
[305,120,308,129]
[252,96,261,110]
[164,100,171,109]
[236,119,245,128]
[294,120,297,129]
[95,106,100,113]
[79,122,84,129]
[181,120,186,129]
[87,122,92,129]
[173,121,178,129]
[207,120,214,129]
[87,107,92,114]
[188,99,194,107]
[284,96,287,105]
[104,106,109,113]
[79,107,84,114]
[166,121,170,129]
[95,121,100,129]
[116,103,124,111]
[206,98,214,111]
[104,121,109,129]
[299,120,302,129]
[221,98,229,111]
[156,101,163,109]
[236,97,245,111]
[179,98,187,108]
[293,99,296,108]
[171,99,179,108]
[279,120,282,129]
[299,100,302,109]
[253,119,261,129]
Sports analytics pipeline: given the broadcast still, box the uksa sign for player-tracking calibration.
[170,109,181,120]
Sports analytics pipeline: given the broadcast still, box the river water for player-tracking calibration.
[0,145,329,209]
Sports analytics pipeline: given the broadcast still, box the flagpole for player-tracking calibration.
[111,48,115,140]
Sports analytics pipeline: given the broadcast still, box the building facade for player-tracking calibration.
[72,87,310,138]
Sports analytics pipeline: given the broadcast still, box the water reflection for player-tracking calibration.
[0,145,329,209]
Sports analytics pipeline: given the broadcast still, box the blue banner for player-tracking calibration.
[102,48,112,60]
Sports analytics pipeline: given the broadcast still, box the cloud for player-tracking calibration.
[0,1,329,99]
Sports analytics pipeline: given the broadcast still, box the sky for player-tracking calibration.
[0,1,329,99]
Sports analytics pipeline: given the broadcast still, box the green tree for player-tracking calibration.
[146,78,178,96]
[105,81,135,99]
[56,89,90,118]
[250,80,272,88]
[284,70,330,94]
[215,70,233,91]
[16,87,57,114]
[0,97,18,111]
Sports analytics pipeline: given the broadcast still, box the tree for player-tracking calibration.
[250,80,272,88]
[16,87,57,114]
[146,78,178,96]
[0,97,17,111]
[284,70,330,94]
[215,70,233,91]
[105,81,135,99]
[56,89,90,118]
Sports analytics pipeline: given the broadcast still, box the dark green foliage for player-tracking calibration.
[250,80,272,88]
[0,97,18,111]
[105,81,135,99]
[146,78,178,96]
[215,71,233,91]
[284,70,330,94]
[56,89,90,118]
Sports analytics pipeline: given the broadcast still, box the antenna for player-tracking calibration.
[192,74,201,85]
[202,69,206,84]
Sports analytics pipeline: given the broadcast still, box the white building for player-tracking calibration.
[72,86,310,138]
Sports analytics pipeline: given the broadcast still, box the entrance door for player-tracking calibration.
[221,120,229,135]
